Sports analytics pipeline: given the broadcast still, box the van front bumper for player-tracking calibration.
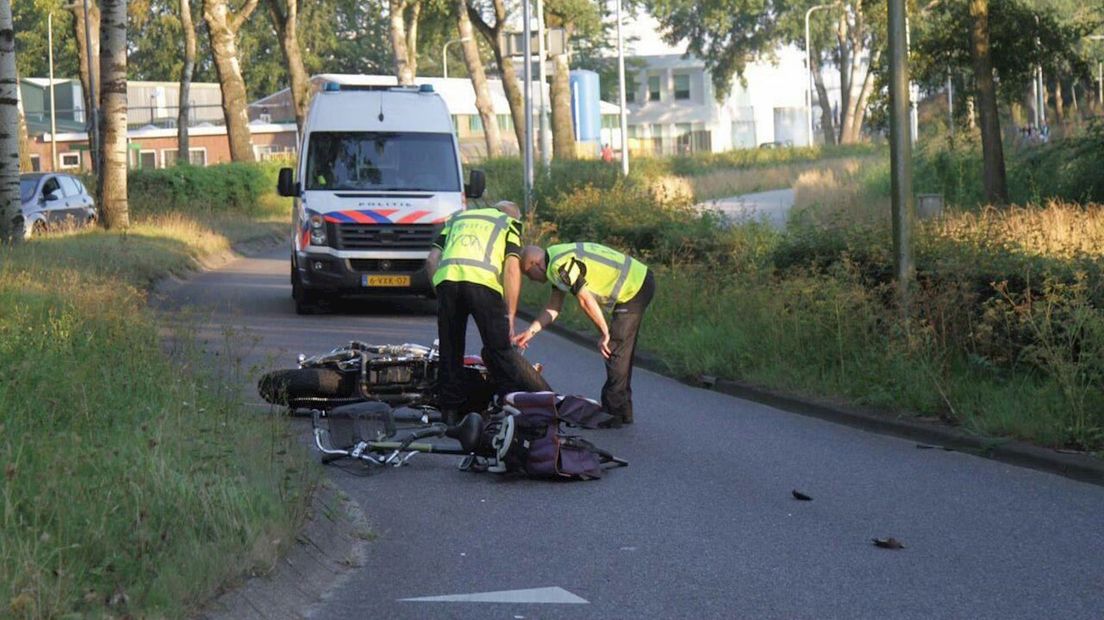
[295,251,434,296]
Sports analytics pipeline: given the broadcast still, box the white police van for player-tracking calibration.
[277,81,485,313]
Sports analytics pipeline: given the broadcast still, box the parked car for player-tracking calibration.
[15,173,98,239]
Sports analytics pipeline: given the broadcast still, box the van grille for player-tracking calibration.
[336,224,439,251]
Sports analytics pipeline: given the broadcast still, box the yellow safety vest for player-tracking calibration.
[546,242,648,311]
[433,208,520,294]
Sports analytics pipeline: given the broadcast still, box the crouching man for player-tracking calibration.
[514,243,656,427]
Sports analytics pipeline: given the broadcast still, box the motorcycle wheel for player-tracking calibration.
[257,368,359,409]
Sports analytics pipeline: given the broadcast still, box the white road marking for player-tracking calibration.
[400,586,589,604]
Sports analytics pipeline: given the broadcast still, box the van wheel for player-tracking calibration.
[31,220,47,237]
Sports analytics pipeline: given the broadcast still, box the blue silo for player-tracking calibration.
[569,70,602,148]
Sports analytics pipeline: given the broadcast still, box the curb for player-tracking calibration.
[518,309,1104,487]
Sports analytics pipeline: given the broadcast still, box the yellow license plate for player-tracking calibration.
[363,275,411,287]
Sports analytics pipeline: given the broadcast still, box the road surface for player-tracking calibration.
[698,188,796,229]
[157,246,1104,619]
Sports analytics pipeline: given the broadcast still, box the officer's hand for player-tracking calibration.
[513,329,535,350]
[598,332,611,359]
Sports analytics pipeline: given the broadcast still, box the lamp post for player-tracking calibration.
[615,0,629,176]
[804,3,836,147]
[441,37,471,80]
[536,0,550,170]
[522,0,534,213]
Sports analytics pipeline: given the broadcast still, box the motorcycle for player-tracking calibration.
[257,341,540,415]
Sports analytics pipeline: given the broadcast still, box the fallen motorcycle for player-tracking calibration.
[256,341,542,415]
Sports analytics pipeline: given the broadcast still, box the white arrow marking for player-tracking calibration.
[400,586,589,604]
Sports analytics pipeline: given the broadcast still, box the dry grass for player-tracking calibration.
[688,155,886,203]
[790,158,892,227]
[932,202,1104,260]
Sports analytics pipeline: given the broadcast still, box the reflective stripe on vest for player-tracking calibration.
[549,243,639,311]
[437,212,509,277]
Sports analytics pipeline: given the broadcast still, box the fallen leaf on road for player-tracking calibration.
[791,490,813,501]
[872,537,906,550]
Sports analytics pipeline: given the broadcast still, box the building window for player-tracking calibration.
[648,75,661,102]
[626,75,636,103]
[468,115,484,134]
[497,114,513,131]
[139,150,158,169]
[29,154,41,172]
[674,74,691,100]
[188,148,207,166]
[60,152,81,169]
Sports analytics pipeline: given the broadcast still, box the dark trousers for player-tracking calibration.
[436,281,550,411]
[602,271,656,422]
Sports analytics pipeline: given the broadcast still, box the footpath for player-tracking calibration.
[695,187,796,228]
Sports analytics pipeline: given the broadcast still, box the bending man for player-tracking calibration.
[426,201,548,425]
[515,243,655,426]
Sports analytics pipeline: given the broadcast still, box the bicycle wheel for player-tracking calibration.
[257,368,360,408]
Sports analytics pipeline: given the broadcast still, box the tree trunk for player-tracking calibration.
[267,0,311,134]
[178,0,196,164]
[203,0,258,162]
[811,51,836,146]
[968,0,1008,205]
[16,65,30,171]
[98,0,128,229]
[70,1,100,132]
[469,0,526,152]
[0,0,19,242]
[456,0,500,158]
[1053,78,1064,122]
[389,0,415,85]
[550,53,575,160]
[835,12,851,142]
[406,1,420,80]
[844,47,879,144]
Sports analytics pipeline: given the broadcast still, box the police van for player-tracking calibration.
[277,81,485,313]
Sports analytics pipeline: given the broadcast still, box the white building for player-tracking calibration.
[250,73,622,161]
[612,48,826,155]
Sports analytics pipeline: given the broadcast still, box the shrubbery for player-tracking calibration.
[126,161,281,217]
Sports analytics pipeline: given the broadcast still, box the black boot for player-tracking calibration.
[440,408,461,427]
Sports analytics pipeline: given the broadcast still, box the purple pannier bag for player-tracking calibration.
[503,392,606,480]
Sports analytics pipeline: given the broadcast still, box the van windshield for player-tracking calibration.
[305,132,460,192]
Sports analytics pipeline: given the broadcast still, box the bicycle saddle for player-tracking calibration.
[445,412,484,453]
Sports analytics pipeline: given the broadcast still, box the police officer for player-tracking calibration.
[514,243,655,427]
[426,201,548,425]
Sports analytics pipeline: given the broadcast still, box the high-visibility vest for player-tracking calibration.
[433,208,519,294]
[545,242,648,310]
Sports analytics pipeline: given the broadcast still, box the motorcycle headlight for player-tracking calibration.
[309,214,327,246]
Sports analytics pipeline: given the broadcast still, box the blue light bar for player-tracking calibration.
[419,84,435,93]
[324,82,340,92]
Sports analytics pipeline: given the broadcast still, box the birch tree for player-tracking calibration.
[178,0,197,163]
[468,0,526,151]
[0,0,19,243]
[266,0,312,132]
[390,0,422,85]
[455,0,500,157]
[70,0,100,140]
[99,0,128,228]
[203,0,259,162]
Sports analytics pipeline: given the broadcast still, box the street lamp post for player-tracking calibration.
[536,0,550,170]
[522,0,534,214]
[805,3,836,147]
[615,0,629,176]
[441,37,471,80]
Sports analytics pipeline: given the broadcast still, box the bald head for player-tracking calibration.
[494,200,522,220]
[520,245,547,282]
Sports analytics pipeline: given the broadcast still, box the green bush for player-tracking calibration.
[126,162,279,217]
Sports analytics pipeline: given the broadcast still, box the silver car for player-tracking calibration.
[16,173,98,239]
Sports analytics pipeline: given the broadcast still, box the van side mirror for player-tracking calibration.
[277,167,299,197]
[465,169,485,199]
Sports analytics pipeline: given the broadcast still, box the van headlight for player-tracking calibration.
[309,214,327,246]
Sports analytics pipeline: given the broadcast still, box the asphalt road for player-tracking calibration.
[697,188,796,229]
[157,245,1104,619]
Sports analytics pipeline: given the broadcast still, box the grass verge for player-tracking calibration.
[1,176,311,618]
